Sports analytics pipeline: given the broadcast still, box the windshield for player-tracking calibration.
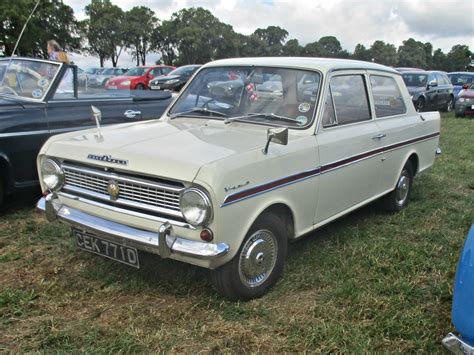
[125,67,147,76]
[402,73,428,87]
[168,66,321,128]
[101,68,115,75]
[448,74,474,86]
[0,58,61,100]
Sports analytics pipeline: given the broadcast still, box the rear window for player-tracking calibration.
[370,75,406,117]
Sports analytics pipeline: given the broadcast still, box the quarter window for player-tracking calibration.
[322,74,371,127]
[369,75,406,117]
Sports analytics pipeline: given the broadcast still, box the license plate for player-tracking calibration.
[151,85,161,90]
[471,105,474,109]
[108,86,117,89]
[73,229,139,268]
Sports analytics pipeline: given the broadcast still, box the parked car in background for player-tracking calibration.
[105,65,175,90]
[443,225,474,354]
[401,70,454,112]
[149,64,201,91]
[77,67,89,88]
[454,83,474,117]
[89,67,128,88]
[85,67,104,76]
[447,72,474,99]
[394,67,423,72]
[0,57,173,206]
[37,57,440,301]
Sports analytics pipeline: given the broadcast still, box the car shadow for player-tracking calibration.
[0,189,42,216]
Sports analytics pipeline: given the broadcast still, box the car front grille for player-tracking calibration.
[61,163,184,218]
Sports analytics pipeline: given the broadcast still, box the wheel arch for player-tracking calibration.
[0,152,14,193]
[252,202,295,240]
[407,152,419,176]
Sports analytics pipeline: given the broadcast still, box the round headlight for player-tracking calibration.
[180,188,212,226]
[41,159,64,191]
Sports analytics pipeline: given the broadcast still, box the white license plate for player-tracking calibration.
[151,85,161,90]
[471,105,474,109]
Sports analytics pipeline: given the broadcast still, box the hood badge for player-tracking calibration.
[107,180,120,201]
[87,154,128,166]
[225,181,250,193]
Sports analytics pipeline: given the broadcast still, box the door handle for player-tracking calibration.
[124,109,141,118]
[372,133,386,140]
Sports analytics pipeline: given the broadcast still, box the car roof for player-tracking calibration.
[448,72,474,75]
[203,57,399,75]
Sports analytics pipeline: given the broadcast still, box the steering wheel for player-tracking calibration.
[0,85,19,96]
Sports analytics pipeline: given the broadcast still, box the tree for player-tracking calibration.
[253,26,288,55]
[84,0,125,67]
[369,40,398,66]
[446,44,472,71]
[318,36,343,58]
[352,44,372,62]
[397,38,428,69]
[0,0,81,58]
[152,20,178,65]
[124,6,157,66]
[431,48,448,71]
[282,38,301,56]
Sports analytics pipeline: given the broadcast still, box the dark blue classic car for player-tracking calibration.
[443,225,474,353]
[0,57,172,206]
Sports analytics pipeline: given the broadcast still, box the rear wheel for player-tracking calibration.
[383,161,414,212]
[210,213,287,301]
[415,97,425,112]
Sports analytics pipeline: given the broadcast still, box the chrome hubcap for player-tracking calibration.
[239,230,278,288]
[395,172,410,206]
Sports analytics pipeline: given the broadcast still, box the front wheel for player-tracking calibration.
[210,213,287,301]
[444,96,454,112]
[135,84,145,90]
[382,161,414,212]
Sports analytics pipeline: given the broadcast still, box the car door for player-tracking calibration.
[426,73,439,110]
[314,72,383,224]
[368,73,419,195]
[45,67,151,135]
[436,73,450,109]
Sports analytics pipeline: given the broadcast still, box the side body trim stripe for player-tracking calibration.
[221,131,439,207]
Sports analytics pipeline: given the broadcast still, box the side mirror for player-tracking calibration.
[428,80,438,88]
[262,127,288,155]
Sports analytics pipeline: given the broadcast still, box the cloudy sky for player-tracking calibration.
[63,0,474,68]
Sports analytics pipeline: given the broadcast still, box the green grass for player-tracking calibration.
[0,112,473,352]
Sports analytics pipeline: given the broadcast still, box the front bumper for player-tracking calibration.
[37,194,229,262]
[443,332,474,354]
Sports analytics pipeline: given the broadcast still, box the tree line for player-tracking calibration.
[0,0,472,71]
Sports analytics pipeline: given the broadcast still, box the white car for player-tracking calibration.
[36,57,441,301]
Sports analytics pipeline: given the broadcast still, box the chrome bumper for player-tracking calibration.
[37,195,229,261]
[443,332,474,354]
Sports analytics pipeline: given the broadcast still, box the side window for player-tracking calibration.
[428,73,437,85]
[369,75,406,117]
[52,67,75,100]
[162,67,173,75]
[329,75,371,126]
[150,68,162,77]
[438,74,449,85]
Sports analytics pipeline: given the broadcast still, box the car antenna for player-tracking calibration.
[0,0,41,88]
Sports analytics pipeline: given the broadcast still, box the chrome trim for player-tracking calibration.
[63,184,183,218]
[0,130,50,138]
[442,332,474,354]
[37,196,229,260]
[436,147,442,155]
[62,163,182,192]
[57,191,194,229]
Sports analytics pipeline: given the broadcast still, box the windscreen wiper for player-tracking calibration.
[169,107,228,120]
[224,112,301,125]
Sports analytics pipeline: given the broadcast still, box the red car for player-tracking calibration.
[105,65,175,90]
[455,83,474,117]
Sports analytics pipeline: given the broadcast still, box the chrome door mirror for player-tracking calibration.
[262,127,288,155]
[428,80,438,88]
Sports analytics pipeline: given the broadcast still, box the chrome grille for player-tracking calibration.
[61,163,184,218]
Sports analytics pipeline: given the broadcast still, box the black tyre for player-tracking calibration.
[415,97,425,112]
[444,96,454,112]
[210,213,288,301]
[383,161,414,212]
[135,84,145,90]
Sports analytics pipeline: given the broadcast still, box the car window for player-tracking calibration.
[53,67,75,99]
[449,74,474,86]
[162,67,173,75]
[325,74,371,126]
[428,73,437,85]
[370,75,406,117]
[321,87,337,127]
[149,68,162,77]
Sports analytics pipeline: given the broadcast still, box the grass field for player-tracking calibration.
[1,112,473,352]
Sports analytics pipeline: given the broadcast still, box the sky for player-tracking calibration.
[63,0,474,68]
